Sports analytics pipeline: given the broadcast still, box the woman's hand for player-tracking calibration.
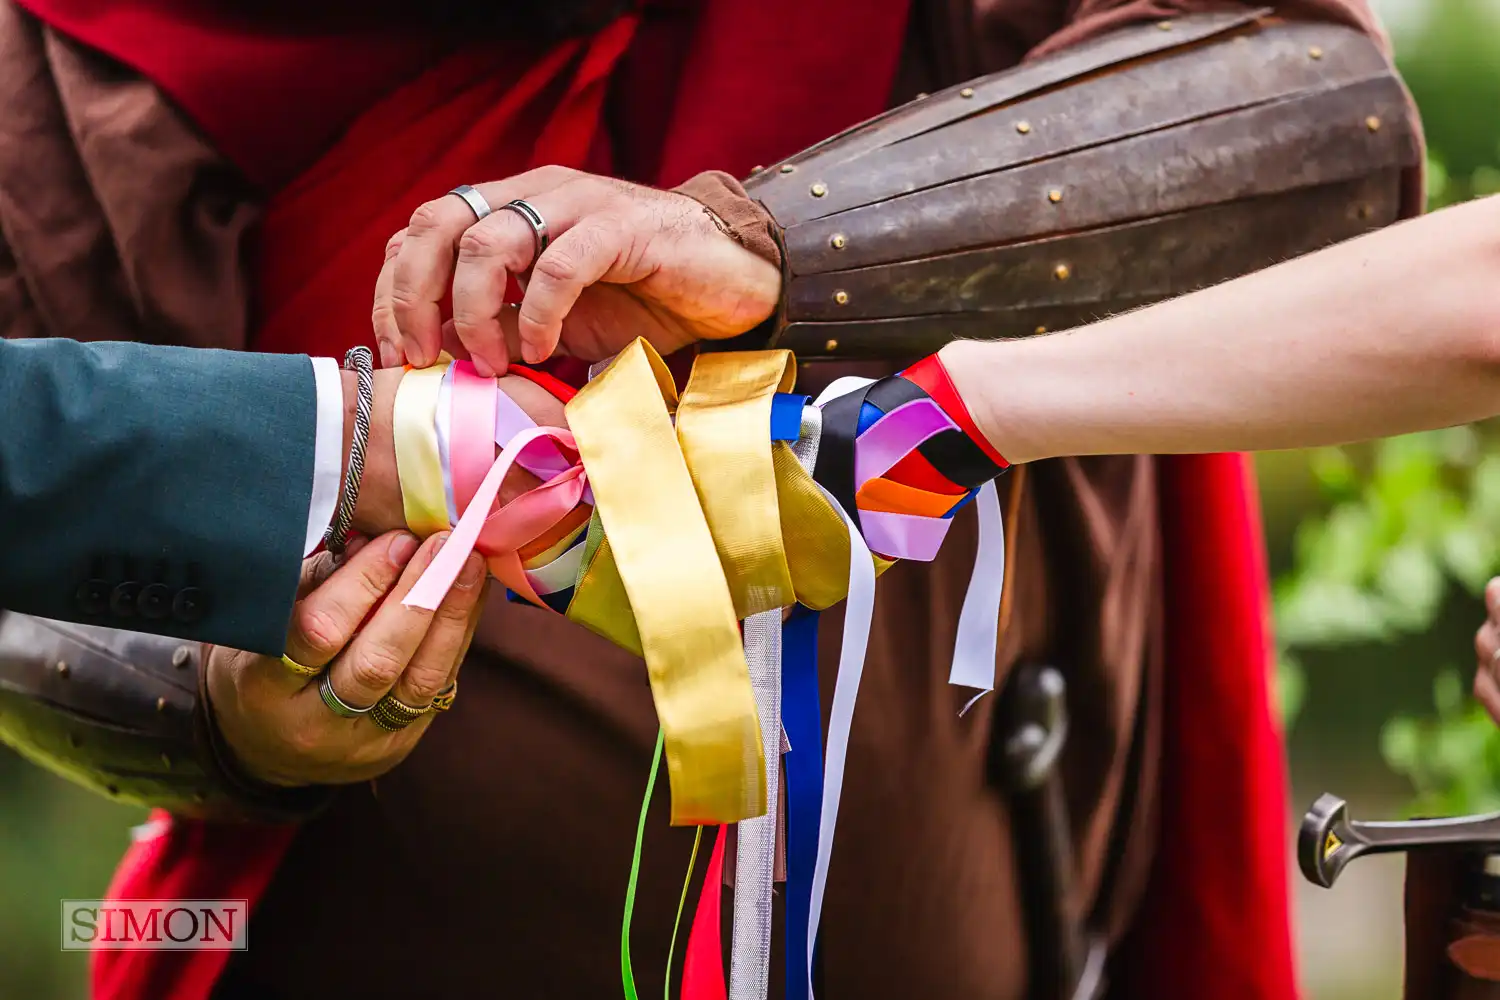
[206,530,486,787]
[373,166,781,373]
[1474,578,1500,725]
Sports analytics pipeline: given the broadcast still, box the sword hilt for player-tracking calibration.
[1299,792,1500,892]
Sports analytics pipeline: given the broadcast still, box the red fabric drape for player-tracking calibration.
[11,3,1292,998]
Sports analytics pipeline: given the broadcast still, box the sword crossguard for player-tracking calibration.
[1299,792,1500,888]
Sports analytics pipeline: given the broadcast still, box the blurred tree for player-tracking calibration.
[1274,0,1500,815]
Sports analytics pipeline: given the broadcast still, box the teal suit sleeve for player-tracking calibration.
[0,338,318,654]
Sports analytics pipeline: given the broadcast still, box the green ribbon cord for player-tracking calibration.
[667,827,704,1000]
[622,730,666,1000]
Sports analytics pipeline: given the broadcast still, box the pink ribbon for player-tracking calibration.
[858,508,954,562]
[853,398,958,490]
[405,426,585,612]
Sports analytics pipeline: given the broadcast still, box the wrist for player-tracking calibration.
[349,367,404,535]
[937,340,1043,466]
[346,366,570,538]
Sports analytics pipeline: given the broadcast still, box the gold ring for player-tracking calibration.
[370,693,434,732]
[431,682,458,713]
[280,653,322,678]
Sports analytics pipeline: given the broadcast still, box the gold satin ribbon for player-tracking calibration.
[393,363,451,537]
[675,351,797,619]
[565,339,765,826]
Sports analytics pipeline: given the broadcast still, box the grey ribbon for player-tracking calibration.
[730,609,783,1000]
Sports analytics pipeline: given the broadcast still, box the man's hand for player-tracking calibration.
[206,531,486,787]
[373,167,781,373]
[1474,578,1500,725]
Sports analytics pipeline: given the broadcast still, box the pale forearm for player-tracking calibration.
[943,194,1500,464]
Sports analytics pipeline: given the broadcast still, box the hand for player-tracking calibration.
[1474,578,1500,725]
[206,530,487,787]
[373,166,781,373]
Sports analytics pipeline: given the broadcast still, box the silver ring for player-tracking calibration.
[501,199,551,259]
[319,672,374,719]
[448,185,492,222]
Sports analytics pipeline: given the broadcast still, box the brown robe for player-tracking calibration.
[0,0,1421,997]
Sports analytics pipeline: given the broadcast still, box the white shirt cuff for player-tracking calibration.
[304,356,345,556]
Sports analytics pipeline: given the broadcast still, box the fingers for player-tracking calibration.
[516,214,630,364]
[1476,615,1500,724]
[322,531,452,710]
[380,167,579,371]
[372,229,408,368]
[284,531,420,670]
[451,183,594,371]
[385,554,486,708]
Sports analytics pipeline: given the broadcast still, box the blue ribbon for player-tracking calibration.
[772,393,811,442]
[782,606,823,1000]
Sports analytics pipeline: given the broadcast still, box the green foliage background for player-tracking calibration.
[1271,0,1500,819]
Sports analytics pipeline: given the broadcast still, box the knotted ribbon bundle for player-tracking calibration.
[398,337,1009,1000]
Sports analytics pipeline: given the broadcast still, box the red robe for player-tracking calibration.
[13,2,1295,998]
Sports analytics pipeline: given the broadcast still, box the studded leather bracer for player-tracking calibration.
[739,11,1421,361]
[0,612,333,822]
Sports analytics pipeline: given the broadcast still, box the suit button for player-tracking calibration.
[109,582,141,617]
[172,588,206,624]
[75,579,110,616]
[138,583,172,620]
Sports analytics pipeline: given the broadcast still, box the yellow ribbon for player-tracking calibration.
[393,364,451,537]
[675,351,797,618]
[565,339,764,826]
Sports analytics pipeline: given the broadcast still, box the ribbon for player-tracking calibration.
[393,364,451,536]
[782,606,822,1000]
[683,827,729,1000]
[403,426,583,610]
[950,480,1006,707]
[804,485,877,1000]
[676,350,798,619]
[622,730,666,1000]
[729,609,784,1000]
[449,361,498,515]
[566,339,765,826]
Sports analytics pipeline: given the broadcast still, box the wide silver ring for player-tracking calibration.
[500,199,551,259]
[319,671,374,719]
[448,184,493,222]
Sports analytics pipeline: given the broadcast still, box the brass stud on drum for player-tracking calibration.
[780,164,796,174]
[156,696,168,712]
[1308,45,1324,59]
[833,290,849,305]
[1016,121,1032,134]
[960,87,975,98]
[55,661,70,678]
[810,182,828,198]
[751,165,765,174]
[1157,19,1173,29]
[1035,326,1048,335]
[1047,189,1063,204]
[830,234,848,250]
[825,339,839,352]
[1053,264,1072,281]
[1365,115,1382,132]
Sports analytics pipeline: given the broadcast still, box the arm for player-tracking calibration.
[939,193,1500,463]
[0,338,561,653]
